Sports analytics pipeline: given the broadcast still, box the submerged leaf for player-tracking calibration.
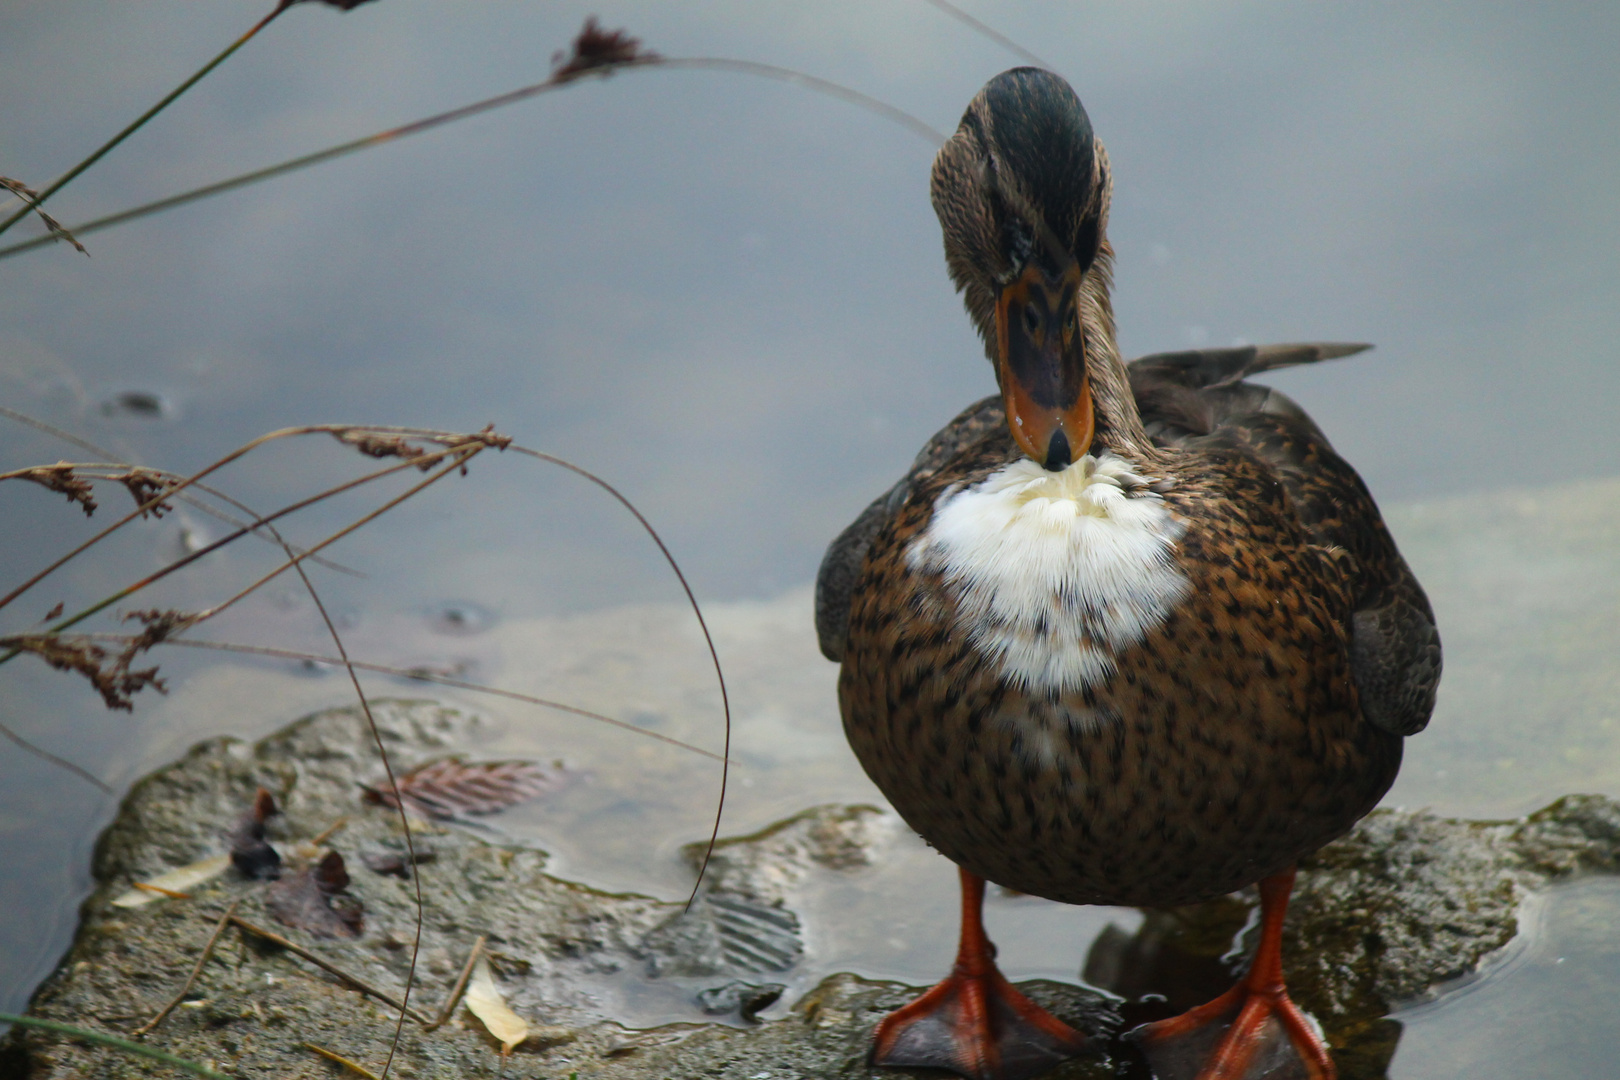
[363,757,568,820]
[465,955,528,1054]
[265,851,363,938]
[111,854,231,908]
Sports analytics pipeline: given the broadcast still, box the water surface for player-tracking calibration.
[2,1,1618,1068]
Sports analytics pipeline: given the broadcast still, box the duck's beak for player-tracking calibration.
[994,261,1094,470]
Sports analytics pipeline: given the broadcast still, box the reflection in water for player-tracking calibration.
[1083,896,1400,1079]
[1079,877,1620,1078]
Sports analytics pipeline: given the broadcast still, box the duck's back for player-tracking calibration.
[821,344,1438,907]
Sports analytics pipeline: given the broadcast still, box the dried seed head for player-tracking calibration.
[550,18,658,84]
[8,463,98,516]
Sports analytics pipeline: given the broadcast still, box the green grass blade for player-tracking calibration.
[0,1012,232,1078]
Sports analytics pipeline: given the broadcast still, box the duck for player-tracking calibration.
[815,68,1441,1080]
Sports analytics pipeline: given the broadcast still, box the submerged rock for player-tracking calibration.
[3,700,1618,1080]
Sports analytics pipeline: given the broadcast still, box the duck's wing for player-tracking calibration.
[815,394,1004,662]
[1129,343,1442,737]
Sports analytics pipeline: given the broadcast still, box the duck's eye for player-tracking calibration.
[1064,309,1079,342]
[1023,307,1041,335]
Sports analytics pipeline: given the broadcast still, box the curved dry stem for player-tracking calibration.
[0,425,496,644]
[0,51,943,263]
[0,404,360,574]
[0,719,111,793]
[509,445,731,910]
[192,446,480,626]
[286,554,421,1080]
[918,0,1054,70]
[0,2,289,239]
[121,637,727,761]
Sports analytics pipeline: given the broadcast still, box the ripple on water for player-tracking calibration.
[1389,877,1620,1079]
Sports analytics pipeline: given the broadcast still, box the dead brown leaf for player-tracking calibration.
[228,787,282,880]
[266,851,363,939]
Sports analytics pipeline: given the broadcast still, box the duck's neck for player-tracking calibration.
[1078,242,1160,467]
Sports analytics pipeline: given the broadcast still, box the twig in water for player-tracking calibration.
[0,1012,230,1079]
[424,935,486,1032]
[132,900,240,1037]
[227,915,430,1024]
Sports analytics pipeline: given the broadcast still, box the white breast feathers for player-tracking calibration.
[907,454,1190,696]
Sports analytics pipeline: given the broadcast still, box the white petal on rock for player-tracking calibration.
[465,955,528,1054]
[110,853,231,908]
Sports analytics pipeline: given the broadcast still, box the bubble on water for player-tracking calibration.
[100,389,174,420]
[429,601,494,636]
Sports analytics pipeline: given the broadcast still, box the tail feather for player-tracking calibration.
[1127,342,1372,389]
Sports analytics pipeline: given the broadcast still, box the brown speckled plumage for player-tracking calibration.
[818,70,1438,918]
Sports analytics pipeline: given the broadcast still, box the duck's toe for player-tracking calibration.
[873,966,1088,1080]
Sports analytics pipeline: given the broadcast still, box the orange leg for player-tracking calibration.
[1128,868,1335,1080]
[871,867,1088,1080]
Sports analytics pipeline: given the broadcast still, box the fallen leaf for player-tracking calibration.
[266,851,363,938]
[228,787,282,880]
[465,955,528,1053]
[363,758,568,820]
[111,854,231,908]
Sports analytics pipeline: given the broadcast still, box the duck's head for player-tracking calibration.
[933,68,1138,468]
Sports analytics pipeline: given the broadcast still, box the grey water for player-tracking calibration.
[3,3,1619,1074]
